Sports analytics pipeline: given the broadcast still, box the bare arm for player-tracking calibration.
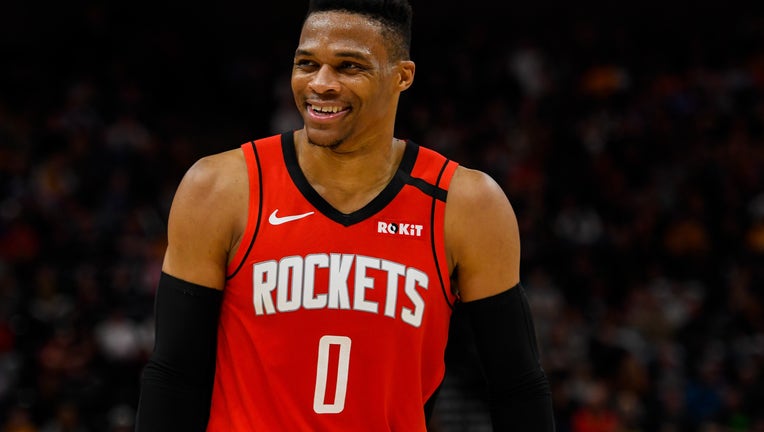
[162,149,248,288]
[446,166,555,431]
[135,149,248,431]
[446,166,521,300]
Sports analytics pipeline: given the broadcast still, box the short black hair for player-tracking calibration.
[306,0,413,61]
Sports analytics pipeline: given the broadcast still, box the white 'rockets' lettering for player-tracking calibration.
[252,253,429,328]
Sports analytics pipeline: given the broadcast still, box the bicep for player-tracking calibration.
[446,167,521,302]
[162,157,238,290]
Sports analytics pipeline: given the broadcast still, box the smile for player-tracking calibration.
[307,103,350,119]
[310,104,344,113]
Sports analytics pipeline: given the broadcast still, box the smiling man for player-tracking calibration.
[135,0,554,430]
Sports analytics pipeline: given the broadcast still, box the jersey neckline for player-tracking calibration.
[282,132,419,227]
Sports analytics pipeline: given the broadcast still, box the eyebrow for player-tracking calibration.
[294,48,371,62]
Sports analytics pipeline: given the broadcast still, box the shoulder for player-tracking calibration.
[447,166,516,228]
[445,166,521,301]
[178,148,247,198]
[169,148,249,224]
[162,147,249,288]
[170,147,249,240]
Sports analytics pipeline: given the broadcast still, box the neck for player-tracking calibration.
[294,129,405,213]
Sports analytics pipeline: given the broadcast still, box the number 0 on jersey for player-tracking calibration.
[313,335,352,414]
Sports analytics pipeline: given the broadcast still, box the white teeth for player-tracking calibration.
[310,105,342,113]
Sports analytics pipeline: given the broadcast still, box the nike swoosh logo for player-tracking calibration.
[268,209,315,225]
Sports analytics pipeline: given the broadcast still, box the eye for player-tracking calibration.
[294,59,318,70]
[339,62,364,72]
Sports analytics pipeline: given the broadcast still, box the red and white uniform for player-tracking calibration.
[208,133,459,431]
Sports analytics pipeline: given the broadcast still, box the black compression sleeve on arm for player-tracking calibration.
[461,283,555,431]
[135,272,223,432]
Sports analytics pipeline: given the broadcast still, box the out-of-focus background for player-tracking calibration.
[1,1,763,431]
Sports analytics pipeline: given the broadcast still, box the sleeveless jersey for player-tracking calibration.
[207,132,459,431]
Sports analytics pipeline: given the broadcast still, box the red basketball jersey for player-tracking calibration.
[207,133,459,431]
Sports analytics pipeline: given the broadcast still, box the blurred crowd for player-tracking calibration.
[1,2,763,431]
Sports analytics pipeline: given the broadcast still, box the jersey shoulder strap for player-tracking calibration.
[226,134,282,278]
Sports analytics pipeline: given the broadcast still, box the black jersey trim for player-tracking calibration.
[395,170,448,202]
[227,141,263,280]
[282,132,419,227]
[430,159,455,310]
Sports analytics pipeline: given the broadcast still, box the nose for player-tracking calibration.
[308,64,341,94]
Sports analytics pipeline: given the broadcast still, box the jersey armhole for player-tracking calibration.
[432,159,460,308]
[226,141,262,278]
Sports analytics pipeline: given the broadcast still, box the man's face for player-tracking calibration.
[291,11,412,150]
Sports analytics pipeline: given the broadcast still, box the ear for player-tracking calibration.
[396,60,415,92]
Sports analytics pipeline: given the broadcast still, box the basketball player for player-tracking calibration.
[135,0,554,430]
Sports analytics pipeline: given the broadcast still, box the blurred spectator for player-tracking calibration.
[39,401,87,432]
[570,380,621,432]
[2,405,37,432]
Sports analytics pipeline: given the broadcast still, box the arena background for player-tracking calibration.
[1,1,763,430]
